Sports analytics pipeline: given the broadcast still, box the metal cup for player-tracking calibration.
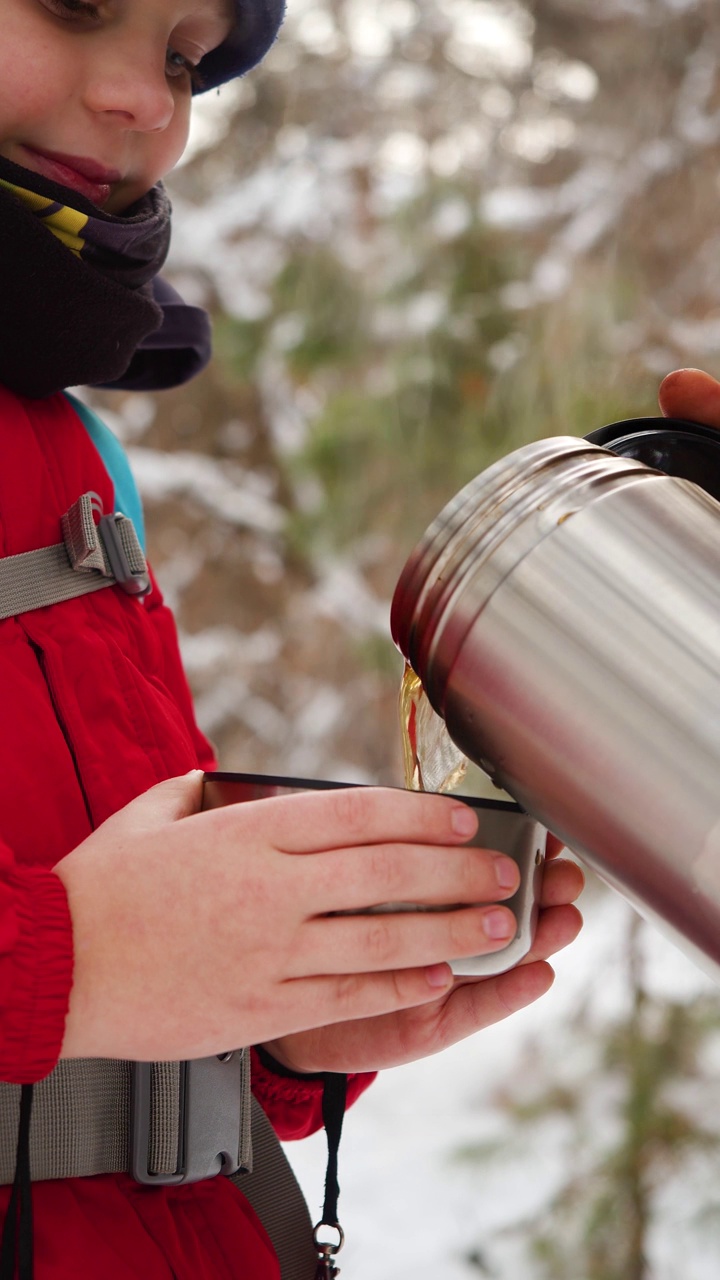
[202,771,545,977]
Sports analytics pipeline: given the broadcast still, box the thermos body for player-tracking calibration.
[392,436,720,980]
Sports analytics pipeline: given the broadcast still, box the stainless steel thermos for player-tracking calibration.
[391,419,720,981]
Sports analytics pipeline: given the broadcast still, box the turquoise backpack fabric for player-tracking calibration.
[64,393,146,552]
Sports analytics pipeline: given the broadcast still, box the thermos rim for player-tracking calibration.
[391,437,654,709]
[391,438,591,667]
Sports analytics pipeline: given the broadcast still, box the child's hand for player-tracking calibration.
[54,775,528,1062]
[659,367,720,425]
[263,841,583,1074]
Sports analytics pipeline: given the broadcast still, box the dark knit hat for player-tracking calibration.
[195,0,286,93]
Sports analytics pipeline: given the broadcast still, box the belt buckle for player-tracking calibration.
[130,1053,246,1185]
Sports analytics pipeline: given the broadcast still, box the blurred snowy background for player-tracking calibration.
[88,0,720,1274]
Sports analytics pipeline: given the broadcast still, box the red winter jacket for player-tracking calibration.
[0,386,372,1278]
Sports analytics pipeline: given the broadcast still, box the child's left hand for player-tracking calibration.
[262,841,583,1073]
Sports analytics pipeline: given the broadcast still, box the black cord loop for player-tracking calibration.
[320,1072,347,1231]
[0,1083,34,1280]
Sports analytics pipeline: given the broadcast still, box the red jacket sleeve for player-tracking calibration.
[0,843,73,1084]
[250,1047,376,1141]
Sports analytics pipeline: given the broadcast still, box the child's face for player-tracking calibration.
[0,0,233,213]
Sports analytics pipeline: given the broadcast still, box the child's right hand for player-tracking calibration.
[54,773,523,1062]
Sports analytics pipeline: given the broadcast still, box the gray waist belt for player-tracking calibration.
[0,1056,250,1184]
[0,1056,317,1280]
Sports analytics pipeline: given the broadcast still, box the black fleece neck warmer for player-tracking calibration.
[0,155,211,399]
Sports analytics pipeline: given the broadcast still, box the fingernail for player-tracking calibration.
[494,855,518,891]
[451,805,478,837]
[426,963,453,988]
[483,908,514,940]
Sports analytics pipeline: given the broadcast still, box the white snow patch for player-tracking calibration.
[129,447,285,534]
[311,559,391,636]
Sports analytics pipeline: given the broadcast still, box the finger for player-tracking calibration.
[658,368,720,428]
[112,771,205,832]
[304,842,520,914]
[522,902,583,964]
[545,832,565,859]
[433,959,557,1046]
[285,963,456,1029]
[296,958,558,1065]
[205,785,480,855]
[294,903,518,976]
[481,959,556,1017]
[538,857,584,908]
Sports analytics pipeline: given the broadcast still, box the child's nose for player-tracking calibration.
[83,50,175,133]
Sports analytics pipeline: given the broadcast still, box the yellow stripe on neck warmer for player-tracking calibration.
[0,179,89,256]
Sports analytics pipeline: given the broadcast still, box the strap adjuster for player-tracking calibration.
[0,494,151,621]
[98,514,151,597]
[61,493,150,598]
[129,1054,249,1185]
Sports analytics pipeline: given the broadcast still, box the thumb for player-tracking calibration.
[119,770,206,831]
[658,368,720,429]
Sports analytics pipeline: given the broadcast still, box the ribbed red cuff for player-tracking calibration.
[0,867,74,1084]
[250,1046,376,1141]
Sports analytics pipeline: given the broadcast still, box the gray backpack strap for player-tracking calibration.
[0,1060,183,1182]
[233,1099,318,1280]
[0,492,150,619]
[0,1055,317,1277]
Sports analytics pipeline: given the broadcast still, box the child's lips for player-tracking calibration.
[20,146,121,207]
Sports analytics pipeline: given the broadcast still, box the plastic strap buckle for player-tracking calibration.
[97,514,151,598]
[62,494,151,598]
[130,1055,247,1186]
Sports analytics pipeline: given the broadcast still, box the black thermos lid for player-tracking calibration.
[585,417,720,503]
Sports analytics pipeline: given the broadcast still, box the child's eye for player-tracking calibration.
[41,0,100,20]
[166,48,204,91]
